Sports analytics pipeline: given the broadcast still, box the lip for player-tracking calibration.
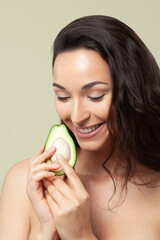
[75,123,105,139]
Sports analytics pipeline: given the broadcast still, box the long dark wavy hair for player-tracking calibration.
[52,15,160,209]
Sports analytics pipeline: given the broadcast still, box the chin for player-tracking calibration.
[76,136,110,152]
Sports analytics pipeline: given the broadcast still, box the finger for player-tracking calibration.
[44,189,59,213]
[47,177,75,200]
[34,145,45,158]
[30,146,56,167]
[29,145,44,165]
[43,179,67,206]
[31,163,60,174]
[56,154,85,192]
[31,171,55,182]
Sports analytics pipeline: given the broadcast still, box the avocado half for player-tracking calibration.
[44,124,76,175]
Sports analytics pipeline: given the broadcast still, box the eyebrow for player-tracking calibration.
[52,81,108,90]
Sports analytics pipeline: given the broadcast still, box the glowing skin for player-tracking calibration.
[53,48,112,152]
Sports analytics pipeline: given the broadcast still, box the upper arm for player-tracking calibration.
[0,160,31,240]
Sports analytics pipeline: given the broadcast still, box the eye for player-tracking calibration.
[57,96,70,101]
[88,94,105,102]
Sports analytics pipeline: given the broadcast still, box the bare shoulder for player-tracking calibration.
[0,158,31,215]
[0,159,31,240]
[3,159,29,185]
[0,159,31,199]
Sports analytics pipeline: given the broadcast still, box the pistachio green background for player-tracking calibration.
[0,0,159,192]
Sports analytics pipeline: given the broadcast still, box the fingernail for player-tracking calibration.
[49,146,56,152]
[56,154,63,161]
[52,163,60,169]
[48,171,56,175]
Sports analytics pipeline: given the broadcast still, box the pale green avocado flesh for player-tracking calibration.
[44,124,76,175]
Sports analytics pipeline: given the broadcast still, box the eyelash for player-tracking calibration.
[57,96,70,101]
[57,95,105,102]
[88,95,105,101]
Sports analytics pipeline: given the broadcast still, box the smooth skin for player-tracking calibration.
[1,49,160,240]
[27,145,95,240]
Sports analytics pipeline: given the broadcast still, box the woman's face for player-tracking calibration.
[53,48,112,151]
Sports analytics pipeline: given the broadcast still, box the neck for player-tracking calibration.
[74,150,106,179]
[75,143,122,180]
[74,141,130,181]
[75,146,160,187]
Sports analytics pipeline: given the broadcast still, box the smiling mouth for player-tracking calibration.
[77,123,104,134]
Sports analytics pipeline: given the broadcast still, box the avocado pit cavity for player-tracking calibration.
[51,138,70,164]
[44,124,76,175]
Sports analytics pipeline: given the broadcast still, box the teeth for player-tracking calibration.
[78,124,100,134]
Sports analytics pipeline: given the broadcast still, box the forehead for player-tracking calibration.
[53,48,112,86]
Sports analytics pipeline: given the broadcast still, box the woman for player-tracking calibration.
[0,15,160,240]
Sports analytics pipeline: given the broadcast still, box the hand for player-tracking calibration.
[43,154,95,240]
[26,145,61,239]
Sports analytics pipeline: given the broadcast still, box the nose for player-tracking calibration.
[71,98,90,126]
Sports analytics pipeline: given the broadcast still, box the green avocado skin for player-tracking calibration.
[44,124,77,176]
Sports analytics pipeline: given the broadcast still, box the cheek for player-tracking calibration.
[92,100,111,121]
[55,101,70,121]
[95,108,110,121]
